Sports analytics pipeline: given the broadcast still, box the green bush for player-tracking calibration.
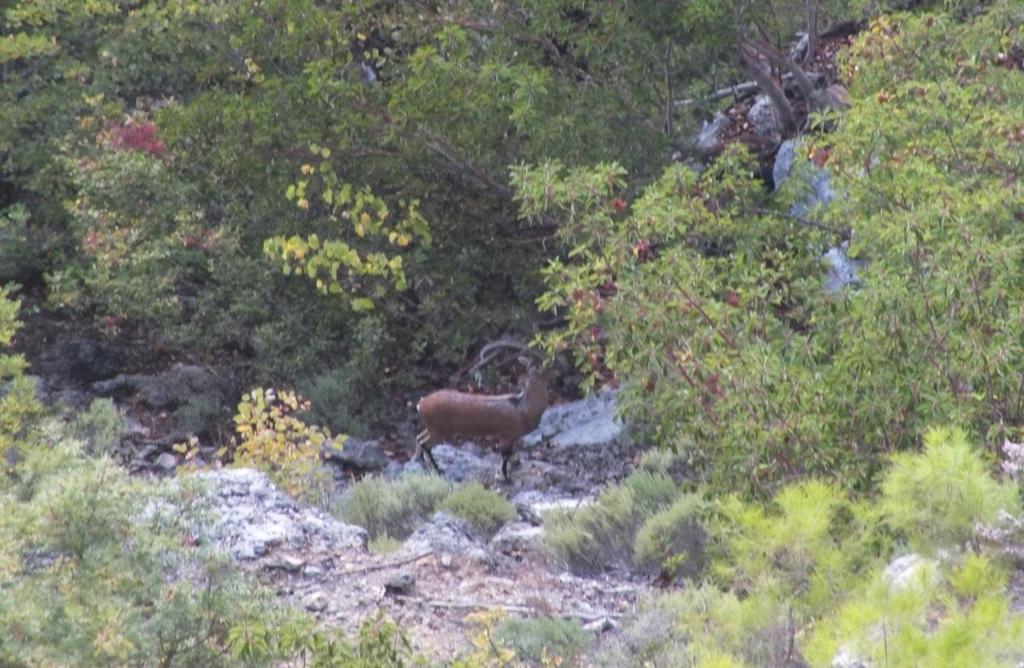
[596,585,786,668]
[439,482,516,536]
[714,480,878,616]
[517,0,1024,497]
[176,393,224,438]
[635,448,692,484]
[633,493,710,579]
[0,443,305,666]
[879,427,1019,552]
[492,616,588,666]
[805,554,1024,667]
[338,476,519,541]
[368,535,403,555]
[336,473,450,541]
[545,471,680,573]
[297,317,396,437]
[0,204,44,283]
[71,398,125,457]
[230,388,333,507]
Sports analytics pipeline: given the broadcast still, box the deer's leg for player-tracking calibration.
[500,451,512,481]
[414,430,428,464]
[424,447,444,475]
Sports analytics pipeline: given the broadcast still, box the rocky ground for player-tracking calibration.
[169,392,653,661]
[192,397,655,663]
[17,312,658,659]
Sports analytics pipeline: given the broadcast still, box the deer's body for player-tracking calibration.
[415,368,550,480]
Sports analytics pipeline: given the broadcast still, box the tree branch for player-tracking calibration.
[738,40,797,131]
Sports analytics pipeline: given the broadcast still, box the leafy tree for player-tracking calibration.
[517,0,1024,494]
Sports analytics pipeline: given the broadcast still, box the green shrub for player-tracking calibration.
[492,616,588,666]
[0,444,303,666]
[439,482,516,536]
[176,392,223,437]
[545,471,679,573]
[518,0,1024,497]
[633,493,710,579]
[714,480,877,616]
[368,535,403,555]
[71,398,125,457]
[596,585,785,668]
[0,203,44,283]
[230,388,334,507]
[879,427,1019,552]
[336,473,450,540]
[635,448,692,484]
[623,470,681,514]
[805,554,1024,667]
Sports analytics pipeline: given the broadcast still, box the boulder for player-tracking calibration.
[401,512,491,563]
[184,468,368,561]
[748,95,782,143]
[94,363,226,410]
[322,437,389,472]
[38,337,121,384]
[696,112,729,153]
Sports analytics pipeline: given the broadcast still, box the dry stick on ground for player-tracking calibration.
[392,596,625,622]
[335,551,434,577]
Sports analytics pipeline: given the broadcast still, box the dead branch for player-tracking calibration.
[425,136,515,199]
[335,551,434,577]
[743,36,816,102]
[673,80,761,108]
[738,40,798,131]
[805,0,819,65]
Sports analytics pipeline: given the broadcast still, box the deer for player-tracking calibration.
[415,341,551,481]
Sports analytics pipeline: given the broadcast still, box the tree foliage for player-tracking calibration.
[519,0,1024,494]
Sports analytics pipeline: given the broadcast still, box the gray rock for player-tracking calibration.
[302,591,328,612]
[38,337,121,384]
[696,112,729,153]
[404,444,500,483]
[524,497,592,518]
[154,452,179,471]
[322,437,389,471]
[772,138,799,193]
[824,243,863,294]
[583,617,618,634]
[882,554,938,593]
[268,554,306,573]
[490,522,544,556]
[94,363,226,411]
[773,138,836,212]
[831,645,871,668]
[402,512,490,562]
[748,95,781,142]
[524,390,622,449]
[186,468,368,561]
[384,572,415,596]
[773,137,862,294]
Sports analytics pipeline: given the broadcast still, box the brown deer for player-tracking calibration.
[415,346,550,480]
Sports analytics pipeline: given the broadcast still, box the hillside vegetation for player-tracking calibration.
[3,0,1024,665]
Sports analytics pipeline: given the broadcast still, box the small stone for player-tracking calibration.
[490,522,544,555]
[384,572,415,596]
[303,565,324,577]
[302,591,328,612]
[154,452,178,471]
[276,555,305,572]
[582,617,618,634]
[440,554,453,568]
